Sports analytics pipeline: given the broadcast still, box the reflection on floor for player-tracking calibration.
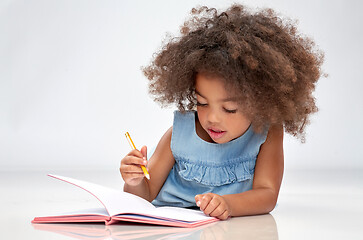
[32,214,278,240]
[1,168,362,240]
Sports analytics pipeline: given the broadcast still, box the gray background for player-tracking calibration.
[1,0,362,171]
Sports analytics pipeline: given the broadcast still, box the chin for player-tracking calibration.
[212,138,229,144]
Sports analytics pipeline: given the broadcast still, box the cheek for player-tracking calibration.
[196,108,205,120]
[224,117,236,129]
[226,115,249,131]
[196,108,209,126]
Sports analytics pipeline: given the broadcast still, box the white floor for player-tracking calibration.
[1,168,362,240]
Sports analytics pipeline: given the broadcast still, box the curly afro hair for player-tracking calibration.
[143,4,325,141]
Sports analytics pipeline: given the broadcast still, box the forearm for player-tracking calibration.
[123,179,152,202]
[223,188,278,216]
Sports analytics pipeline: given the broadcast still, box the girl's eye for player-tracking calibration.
[196,102,208,107]
[223,108,237,114]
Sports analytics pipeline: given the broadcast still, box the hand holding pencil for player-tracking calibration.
[120,132,150,186]
[125,132,150,180]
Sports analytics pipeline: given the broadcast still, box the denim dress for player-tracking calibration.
[152,111,268,207]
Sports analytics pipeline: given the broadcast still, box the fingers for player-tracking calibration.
[122,154,147,166]
[124,148,148,166]
[120,157,145,174]
[128,149,146,160]
[216,210,229,220]
[196,194,220,216]
[120,148,148,185]
[195,193,230,220]
[140,145,147,160]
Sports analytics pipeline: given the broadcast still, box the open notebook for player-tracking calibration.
[31,175,218,228]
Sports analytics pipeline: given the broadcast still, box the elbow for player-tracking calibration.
[259,202,277,215]
[263,190,279,214]
[265,201,277,214]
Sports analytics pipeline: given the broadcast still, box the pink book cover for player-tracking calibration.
[32,174,218,228]
[32,222,217,240]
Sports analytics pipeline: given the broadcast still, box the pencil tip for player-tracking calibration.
[145,174,150,180]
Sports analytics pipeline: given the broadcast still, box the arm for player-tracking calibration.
[121,127,175,202]
[195,125,284,219]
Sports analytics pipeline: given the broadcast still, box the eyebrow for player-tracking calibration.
[195,90,238,102]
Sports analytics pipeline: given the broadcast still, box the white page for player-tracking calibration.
[43,208,109,217]
[49,175,215,222]
[49,174,156,216]
[150,207,213,222]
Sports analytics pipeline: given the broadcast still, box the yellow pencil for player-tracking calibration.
[125,132,150,180]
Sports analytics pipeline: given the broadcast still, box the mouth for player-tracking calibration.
[207,127,226,140]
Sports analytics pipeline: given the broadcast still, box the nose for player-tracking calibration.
[206,109,220,124]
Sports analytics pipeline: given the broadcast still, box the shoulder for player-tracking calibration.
[255,125,284,169]
[264,125,284,144]
[149,126,174,165]
[159,126,173,144]
[165,126,173,138]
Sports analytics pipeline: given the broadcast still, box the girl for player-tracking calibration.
[120,4,324,220]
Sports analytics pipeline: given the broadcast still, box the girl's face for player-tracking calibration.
[195,73,251,144]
